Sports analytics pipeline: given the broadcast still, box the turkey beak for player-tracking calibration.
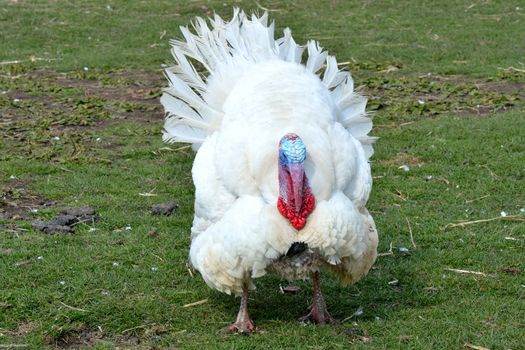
[289,163,304,213]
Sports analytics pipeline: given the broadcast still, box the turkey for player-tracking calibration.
[161,9,378,333]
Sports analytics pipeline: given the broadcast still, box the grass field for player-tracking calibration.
[1,1,524,349]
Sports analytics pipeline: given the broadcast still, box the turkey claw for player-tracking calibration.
[222,320,256,334]
[300,306,334,325]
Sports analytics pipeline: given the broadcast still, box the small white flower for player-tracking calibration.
[9,175,16,179]
[13,98,20,103]
[59,280,65,285]
[83,65,89,71]
[101,290,110,296]
[112,262,119,267]
[151,267,158,272]
[399,165,410,172]
[399,247,410,254]
[106,4,112,11]
[417,99,425,105]
[96,137,101,142]
[88,227,97,232]
[520,208,525,213]
[31,208,38,213]
[125,225,132,231]
[500,211,507,217]
[425,175,433,181]
[52,136,60,141]
[37,256,44,260]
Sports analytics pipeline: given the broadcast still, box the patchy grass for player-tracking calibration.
[1,1,525,349]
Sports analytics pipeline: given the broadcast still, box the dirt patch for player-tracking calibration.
[30,69,164,103]
[378,153,424,167]
[0,179,55,220]
[363,73,523,118]
[48,328,105,350]
[0,321,37,337]
[431,75,525,95]
[1,68,166,163]
[2,69,165,133]
[45,325,166,350]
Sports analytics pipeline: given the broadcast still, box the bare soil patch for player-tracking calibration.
[378,153,424,167]
[47,328,105,350]
[363,73,523,118]
[0,180,54,220]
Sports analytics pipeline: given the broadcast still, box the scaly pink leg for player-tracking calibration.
[300,271,334,324]
[222,285,255,334]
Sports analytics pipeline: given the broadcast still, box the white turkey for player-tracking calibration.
[161,9,378,333]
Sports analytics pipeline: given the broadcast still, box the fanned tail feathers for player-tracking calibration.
[161,9,375,158]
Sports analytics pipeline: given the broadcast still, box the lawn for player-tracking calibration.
[1,1,524,349]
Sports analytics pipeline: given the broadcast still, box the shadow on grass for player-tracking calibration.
[207,251,442,328]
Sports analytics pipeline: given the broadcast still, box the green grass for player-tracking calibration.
[1,1,525,349]
[1,0,525,75]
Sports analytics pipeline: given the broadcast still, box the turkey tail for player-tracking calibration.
[162,9,376,158]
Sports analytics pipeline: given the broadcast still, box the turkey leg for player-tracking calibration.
[301,271,333,324]
[222,285,255,334]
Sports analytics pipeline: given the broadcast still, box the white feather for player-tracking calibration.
[162,9,375,156]
[161,10,378,297]
[305,40,327,73]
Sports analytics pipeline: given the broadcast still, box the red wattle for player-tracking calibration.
[277,191,315,230]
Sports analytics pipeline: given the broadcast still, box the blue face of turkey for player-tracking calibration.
[277,133,315,230]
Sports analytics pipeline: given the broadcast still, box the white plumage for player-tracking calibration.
[161,10,378,332]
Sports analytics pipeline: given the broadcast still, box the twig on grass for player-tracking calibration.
[445,268,489,277]
[406,217,416,248]
[378,242,394,257]
[152,145,191,155]
[139,188,157,197]
[0,57,56,65]
[499,66,525,74]
[152,253,165,262]
[464,343,490,350]
[121,323,156,334]
[465,194,490,203]
[255,1,283,12]
[341,306,364,323]
[183,299,208,308]
[443,215,524,230]
[57,166,73,173]
[481,165,500,179]
[58,301,88,312]
[0,345,29,349]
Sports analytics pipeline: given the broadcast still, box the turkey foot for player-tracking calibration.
[300,271,334,324]
[222,319,256,334]
[222,285,256,334]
